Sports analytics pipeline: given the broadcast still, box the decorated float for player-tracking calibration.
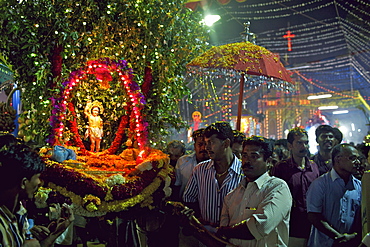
[37,58,173,217]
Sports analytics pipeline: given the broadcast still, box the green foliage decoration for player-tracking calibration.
[0,0,209,147]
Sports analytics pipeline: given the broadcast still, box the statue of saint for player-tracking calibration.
[187,111,205,143]
[84,100,104,152]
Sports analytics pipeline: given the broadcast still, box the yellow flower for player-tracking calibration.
[86,202,98,212]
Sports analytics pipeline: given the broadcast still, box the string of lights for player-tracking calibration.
[336,2,370,25]
[340,18,370,40]
[294,70,360,99]
[220,2,334,21]
[238,0,325,14]
[259,26,342,43]
[351,0,370,7]
[236,0,299,8]
[341,1,370,18]
[258,18,339,35]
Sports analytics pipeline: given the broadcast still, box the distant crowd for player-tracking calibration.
[160,122,369,247]
[1,122,370,247]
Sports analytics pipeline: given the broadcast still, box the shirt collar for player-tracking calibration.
[241,172,270,189]
[288,156,313,170]
[330,168,341,181]
[330,168,356,189]
[206,154,242,171]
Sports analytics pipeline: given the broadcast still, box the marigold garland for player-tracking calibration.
[41,148,172,216]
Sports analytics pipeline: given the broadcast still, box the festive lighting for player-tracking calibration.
[333,110,349,115]
[50,58,148,152]
[318,105,338,110]
[221,1,334,20]
[307,94,332,100]
[202,14,221,26]
[283,30,295,51]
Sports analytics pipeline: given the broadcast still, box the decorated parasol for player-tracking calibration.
[187,23,293,130]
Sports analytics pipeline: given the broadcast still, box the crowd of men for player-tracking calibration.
[1,122,370,247]
[167,122,369,247]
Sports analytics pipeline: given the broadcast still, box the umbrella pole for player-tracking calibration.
[236,73,245,131]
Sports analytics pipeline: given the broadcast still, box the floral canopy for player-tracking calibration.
[187,42,294,130]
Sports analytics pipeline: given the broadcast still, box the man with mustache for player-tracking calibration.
[217,136,292,246]
[312,125,343,175]
[183,121,243,232]
[271,127,319,247]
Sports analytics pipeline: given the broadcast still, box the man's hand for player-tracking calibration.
[333,233,357,246]
[216,222,255,240]
[29,225,50,241]
[39,203,74,247]
[216,226,232,239]
[180,206,195,220]
[48,203,74,235]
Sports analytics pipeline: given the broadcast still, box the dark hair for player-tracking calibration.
[0,134,23,149]
[287,127,308,144]
[0,144,46,191]
[243,136,274,161]
[232,130,246,145]
[273,147,284,160]
[331,143,355,164]
[204,121,234,146]
[166,140,186,154]
[275,139,288,149]
[356,143,370,158]
[332,127,343,143]
[315,125,333,139]
[192,128,205,140]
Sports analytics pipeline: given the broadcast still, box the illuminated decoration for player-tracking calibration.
[50,58,148,153]
[213,0,370,105]
[223,1,335,20]
[0,0,210,147]
[318,105,338,110]
[187,41,294,130]
[43,58,176,215]
[333,110,349,115]
[294,70,370,101]
[307,94,332,100]
[230,115,257,137]
[221,84,233,121]
[185,0,247,10]
[202,15,221,26]
[283,30,295,51]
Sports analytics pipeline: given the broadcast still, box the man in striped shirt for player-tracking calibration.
[0,142,74,247]
[183,121,243,230]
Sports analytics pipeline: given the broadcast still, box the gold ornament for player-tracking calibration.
[85,100,104,115]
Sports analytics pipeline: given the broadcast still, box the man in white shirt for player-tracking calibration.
[174,128,209,201]
[217,136,292,247]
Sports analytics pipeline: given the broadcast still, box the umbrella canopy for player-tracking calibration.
[187,41,293,130]
[187,42,292,82]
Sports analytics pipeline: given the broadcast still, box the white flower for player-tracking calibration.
[136,161,152,171]
[163,176,172,198]
[105,174,126,187]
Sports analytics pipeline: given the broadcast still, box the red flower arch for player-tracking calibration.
[50,58,148,155]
